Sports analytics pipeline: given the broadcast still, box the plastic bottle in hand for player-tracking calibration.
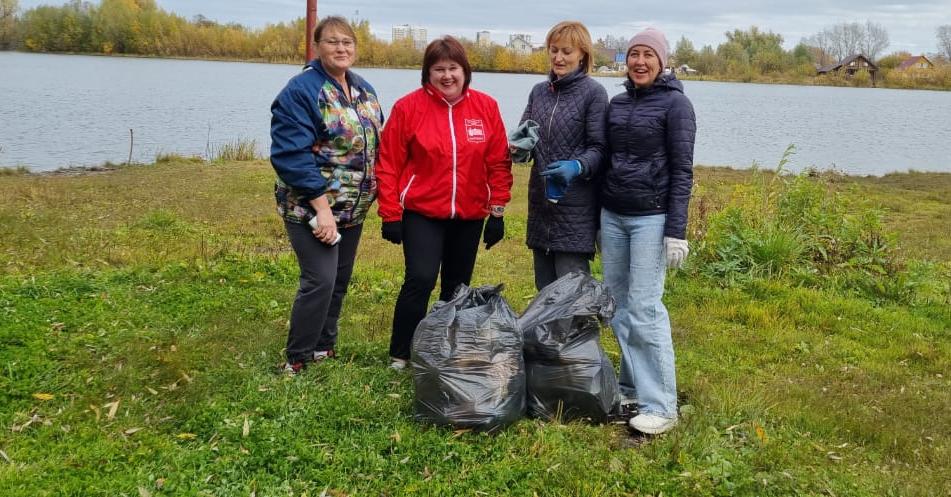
[306,214,342,246]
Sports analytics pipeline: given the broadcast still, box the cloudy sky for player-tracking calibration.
[19,0,951,53]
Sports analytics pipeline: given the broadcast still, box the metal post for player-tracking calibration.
[305,0,317,61]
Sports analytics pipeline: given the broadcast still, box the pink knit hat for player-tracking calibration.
[627,27,669,71]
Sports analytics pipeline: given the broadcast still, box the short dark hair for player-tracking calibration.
[313,16,356,45]
[420,36,472,90]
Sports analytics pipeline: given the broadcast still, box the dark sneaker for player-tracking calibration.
[281,361,306,375]
[389,357,407,371]
[313,349,336,363]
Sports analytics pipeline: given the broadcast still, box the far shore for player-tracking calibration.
[3,159,949,180]
[6,49,950,92]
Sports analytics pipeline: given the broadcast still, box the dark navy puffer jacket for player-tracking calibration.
[521,69,608,254]
[602,74,696,240]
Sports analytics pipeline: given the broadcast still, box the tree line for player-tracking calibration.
[1,0,950,89]
[666,22,950,89]
[0,0,552,71]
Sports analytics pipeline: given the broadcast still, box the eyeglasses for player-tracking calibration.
[320,38,355,48]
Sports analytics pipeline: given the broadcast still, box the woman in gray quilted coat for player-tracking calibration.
[518,20,608,291]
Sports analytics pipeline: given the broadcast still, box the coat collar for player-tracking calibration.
[305,59,366,95]
[422,83,469,106]
[548,67,587,91]
[624,72,684,97]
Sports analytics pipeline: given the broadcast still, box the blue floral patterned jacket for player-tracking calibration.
[270,60,384,227]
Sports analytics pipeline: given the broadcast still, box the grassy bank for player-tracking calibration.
[0,159,948,496]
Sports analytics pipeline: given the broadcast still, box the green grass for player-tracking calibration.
[0,159,948,496]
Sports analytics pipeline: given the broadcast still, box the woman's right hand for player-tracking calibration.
[308,195,338,244]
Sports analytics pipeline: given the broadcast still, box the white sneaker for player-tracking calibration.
[629,413,678,434]
[389,358,407,371]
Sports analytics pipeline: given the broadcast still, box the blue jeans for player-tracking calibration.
[600,210,677,418]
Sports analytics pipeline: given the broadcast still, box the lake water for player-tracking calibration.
[2,52,950,175]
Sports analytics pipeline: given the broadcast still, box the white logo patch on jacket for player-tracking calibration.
[464,119,485,143]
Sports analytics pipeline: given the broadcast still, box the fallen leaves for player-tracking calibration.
[176,433,197,440]
[754,423,768,443]
[11,414,42,432]
[242,416,250,438]
[105,400,120,420]
[32,393,54,401]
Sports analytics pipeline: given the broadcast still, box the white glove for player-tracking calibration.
[664,237,689,269]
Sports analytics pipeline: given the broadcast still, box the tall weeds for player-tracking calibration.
[693,145,940,304]
[213,139,260,162]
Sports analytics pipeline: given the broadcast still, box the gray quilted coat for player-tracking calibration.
[520,69,608,254]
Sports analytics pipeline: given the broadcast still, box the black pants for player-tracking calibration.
[284,220,363,364]
[532,249,591,291]
[389,211,484,360]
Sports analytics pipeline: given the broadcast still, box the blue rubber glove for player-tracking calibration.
[538,160,582,186]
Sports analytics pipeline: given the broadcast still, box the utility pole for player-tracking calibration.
[305,0,317,61]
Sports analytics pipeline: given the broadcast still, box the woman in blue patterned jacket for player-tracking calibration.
[601,27,696,434]
[270,16,384,374]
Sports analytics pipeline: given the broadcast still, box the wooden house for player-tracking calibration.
[897,55,934,71]
[817,54,879,80]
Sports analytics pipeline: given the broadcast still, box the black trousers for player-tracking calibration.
[284,221,363,364]
[389,211,484,360]
[532,249,591,291]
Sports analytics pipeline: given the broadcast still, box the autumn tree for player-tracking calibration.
[938,25,951,60]
[0,0,17,49]
[692,45,720,74]
[805,21,887,64]
[672,36,696,67]
[860,21,889,61]
[721,26,786,74]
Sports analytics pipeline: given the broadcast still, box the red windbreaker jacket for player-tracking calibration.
[377,85,513,222]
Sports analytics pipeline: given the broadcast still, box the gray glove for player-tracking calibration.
[508,120,540,163]
[664,237,688,269]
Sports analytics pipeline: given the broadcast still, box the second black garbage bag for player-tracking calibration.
[412,284,525,432]
[518,271,619,422]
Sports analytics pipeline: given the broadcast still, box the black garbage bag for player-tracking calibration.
[411,284,525,432]
[518,271,618,423]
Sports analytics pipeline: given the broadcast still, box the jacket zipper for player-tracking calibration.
[333,81,370,224]
[546,90,561,150]
[448,102,458,219]
[349,106,370,222]
[400,174,416,207]
[545,88,560,250]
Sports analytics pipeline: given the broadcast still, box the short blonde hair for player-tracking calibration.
[545,21,594,73]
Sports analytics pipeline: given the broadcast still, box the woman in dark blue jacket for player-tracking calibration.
[519,21,608,291]
[601,27,696,434]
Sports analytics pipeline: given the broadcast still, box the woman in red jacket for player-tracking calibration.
[377,36,513,370]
